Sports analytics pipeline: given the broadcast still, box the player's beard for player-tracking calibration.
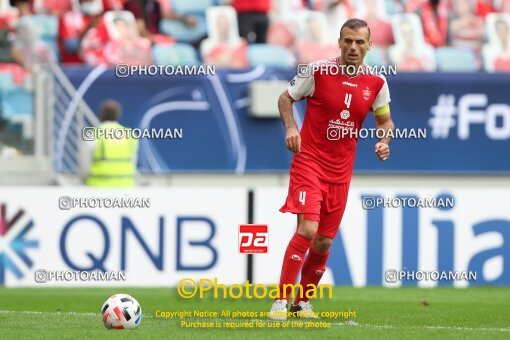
[340,50,363,67]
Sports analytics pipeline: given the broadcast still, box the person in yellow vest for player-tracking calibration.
[83,100,139,187]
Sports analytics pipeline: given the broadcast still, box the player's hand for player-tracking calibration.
[285,126,301,154]
[375,142,390,161]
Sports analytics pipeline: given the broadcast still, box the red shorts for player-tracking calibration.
[280,164,350,239]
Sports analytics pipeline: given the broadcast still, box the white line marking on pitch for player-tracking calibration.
[334,321,510,333]
[0,310,98,316]
[0,310,158,319]
[2,311,509,333]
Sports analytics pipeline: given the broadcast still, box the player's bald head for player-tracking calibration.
[340,18,371,40]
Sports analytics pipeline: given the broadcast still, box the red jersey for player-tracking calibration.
[232,0,271,13]
[287,57,391,183]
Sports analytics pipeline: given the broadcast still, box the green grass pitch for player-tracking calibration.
[1,287,509,339]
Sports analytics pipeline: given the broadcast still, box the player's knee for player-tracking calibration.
[297,219,318,240]
[313,235,333,253]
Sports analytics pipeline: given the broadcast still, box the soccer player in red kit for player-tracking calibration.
[269,18,395,319]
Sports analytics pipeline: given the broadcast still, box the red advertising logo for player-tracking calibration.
[239,224,268,254]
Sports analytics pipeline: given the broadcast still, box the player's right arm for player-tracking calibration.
[278,92,301,153]
[279,64,316,154]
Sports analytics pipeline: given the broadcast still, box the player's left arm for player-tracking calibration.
[373,107,394,161]
[371,76,394,161]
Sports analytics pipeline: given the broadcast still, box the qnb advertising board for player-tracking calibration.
[1,187,509,287]
[253,187,510,287]
[0,188,247,287]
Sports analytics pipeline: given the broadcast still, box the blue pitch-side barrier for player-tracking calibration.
[62,67,510,174]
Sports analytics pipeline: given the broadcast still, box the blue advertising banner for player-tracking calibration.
[62,67,510,174]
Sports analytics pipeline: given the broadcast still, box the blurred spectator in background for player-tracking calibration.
[493,18,510,70]
[475,0,495,17]
[358,0,394,49]
[483,16,510,71]
[389,15,436,71]
[270,0,307,21]
[324,0,354,43]
[9,0,32,17]
[201,8,248,67]
[12,20,55,70]
[102,0,126,11]
[103,14,152,65]
[123,0,174,44]
[34,0,72,15]
[124,0,159,36]
[83,100,138,187]
[449,0,484,50]
[266,0,300,52]
[58,0,104,64]
[267,21,296,52]
[227,0,271,43]
[494,19,510,72]
[498,0,510,12]
[415,0,448,47]
[296,11,337,63]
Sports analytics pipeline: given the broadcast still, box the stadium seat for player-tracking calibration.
[17,15,58,39]
[1,88,33,118]
[0,72,14,90]
[170,0,216,15]
[16,15,59,58]
[383,0,399,15]
[159,15,207,43]
[247,44,295,67]
[153,43,200,65]
[435,47,479,72]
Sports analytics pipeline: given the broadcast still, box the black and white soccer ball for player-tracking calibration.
[101,294,142,329]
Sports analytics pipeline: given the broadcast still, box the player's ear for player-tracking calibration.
[367,39,372,51]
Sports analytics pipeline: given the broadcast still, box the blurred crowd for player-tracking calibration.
[0,0,509,73]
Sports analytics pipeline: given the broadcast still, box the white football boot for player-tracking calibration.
[269,299,288,320]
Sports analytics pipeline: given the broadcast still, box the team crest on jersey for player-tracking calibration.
[340,110,350,119]
[363,87,371,100]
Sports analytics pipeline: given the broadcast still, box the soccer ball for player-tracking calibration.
[101,294,142,329]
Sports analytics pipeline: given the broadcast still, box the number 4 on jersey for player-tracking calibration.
[345,93,352,108]
[299,191,306,205]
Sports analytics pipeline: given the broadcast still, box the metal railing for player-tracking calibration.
[34,63,100,178]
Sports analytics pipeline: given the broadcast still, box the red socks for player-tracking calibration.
[278,232,312,300]
[294,247,330,304]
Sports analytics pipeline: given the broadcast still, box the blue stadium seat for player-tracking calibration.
[169,0,216,15]
[0,72,15,90]
[159,15,207,43]
[435,47,479,72]
[17,15,58,39]
[1,88,33,118]
[153,43,200,65]
[364,47,386,66]
[17,15,59,59]
[384,0,398,15]
[247,44,295,67]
